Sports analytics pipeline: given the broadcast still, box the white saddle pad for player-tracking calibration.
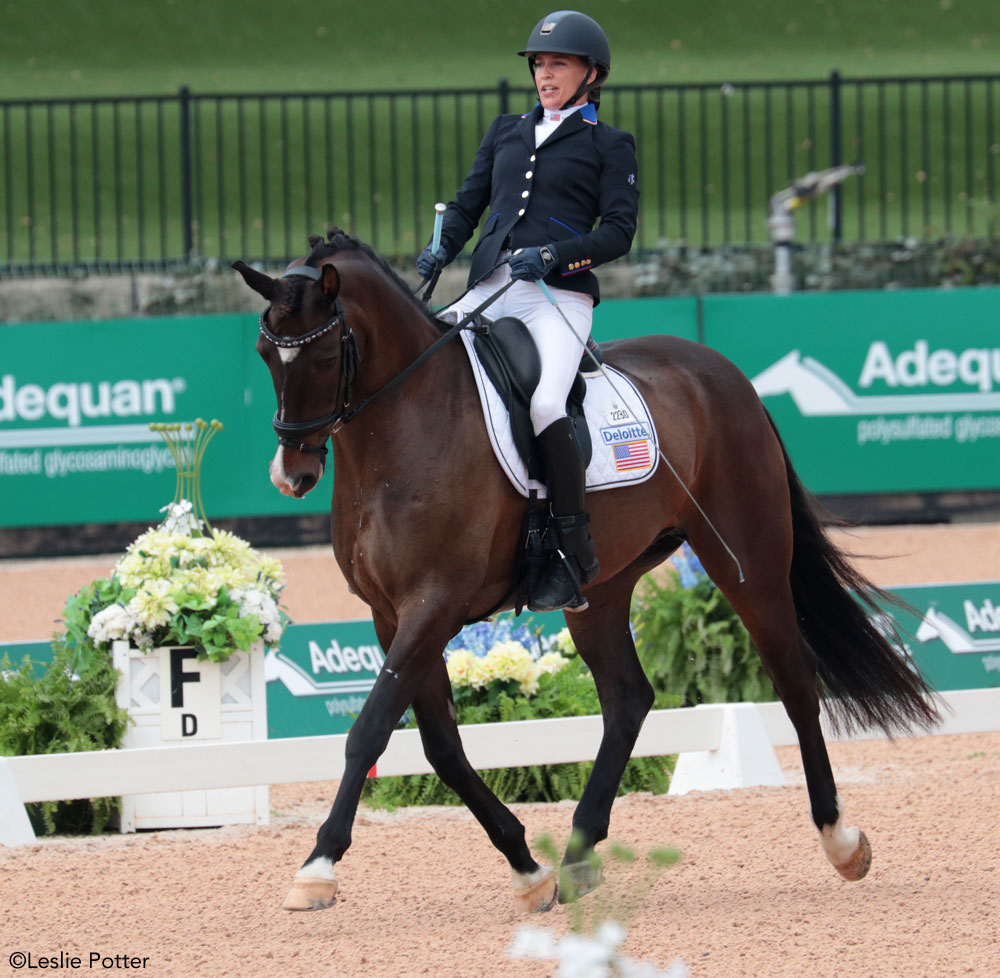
[459,330,659,499]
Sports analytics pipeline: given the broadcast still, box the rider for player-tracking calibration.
[417,10,639,613]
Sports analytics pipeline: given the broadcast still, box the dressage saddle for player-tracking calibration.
[439,311,600,483]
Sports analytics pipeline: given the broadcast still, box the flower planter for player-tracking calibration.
[112,639,269,831]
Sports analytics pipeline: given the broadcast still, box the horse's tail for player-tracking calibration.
[768,414,941,735]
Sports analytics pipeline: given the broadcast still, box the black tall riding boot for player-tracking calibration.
[528,417,599,613]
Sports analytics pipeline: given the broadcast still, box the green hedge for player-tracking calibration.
[0,640,128,834]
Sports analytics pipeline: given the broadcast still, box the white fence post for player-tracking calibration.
[0,757,36,846]
[668,703,785,796]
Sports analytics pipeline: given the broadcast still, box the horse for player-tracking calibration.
[232,228,939,914]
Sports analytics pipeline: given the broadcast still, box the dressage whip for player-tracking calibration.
[536,278,746,584]
[416,202,448,304]
[431,201,446,253]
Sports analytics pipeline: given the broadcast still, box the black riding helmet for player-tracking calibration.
[518,10,611,110]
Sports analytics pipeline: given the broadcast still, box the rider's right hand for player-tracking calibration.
[417,245,446,279]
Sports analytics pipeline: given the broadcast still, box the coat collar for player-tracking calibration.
[517,102,598,150]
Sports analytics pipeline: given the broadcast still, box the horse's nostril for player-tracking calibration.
[292,471,319,497]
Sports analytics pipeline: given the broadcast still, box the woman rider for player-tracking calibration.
[417,10,639,612]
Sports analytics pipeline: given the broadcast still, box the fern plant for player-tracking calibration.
[631,560,776,707]
[362,652,675,810]
[0,638,129,834]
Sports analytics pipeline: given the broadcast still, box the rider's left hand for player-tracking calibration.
[508,244,559,282]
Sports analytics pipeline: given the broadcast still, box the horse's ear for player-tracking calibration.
[319,262,340,301]
[231,260,276,301]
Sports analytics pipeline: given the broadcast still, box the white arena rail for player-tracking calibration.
[2,688,998,848]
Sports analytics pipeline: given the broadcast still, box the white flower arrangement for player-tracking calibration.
[445,642,570,696]
[67,501,287,663]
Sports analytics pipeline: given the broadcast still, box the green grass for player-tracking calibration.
[3,0,999,97]
[2,0,999,266]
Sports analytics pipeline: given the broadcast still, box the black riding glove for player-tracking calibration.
[417,244,447,279]
[508,244,559,282]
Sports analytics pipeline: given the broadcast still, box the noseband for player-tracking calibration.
[261,265,359,459]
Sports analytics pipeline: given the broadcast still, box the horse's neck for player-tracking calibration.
[344,264,442,393]
[334,261,471,465]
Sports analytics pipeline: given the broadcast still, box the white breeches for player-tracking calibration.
[443,262,594,435]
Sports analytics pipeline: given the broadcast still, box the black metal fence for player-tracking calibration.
[2,71,998,274]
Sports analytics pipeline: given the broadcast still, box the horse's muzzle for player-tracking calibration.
[270,443,324,498]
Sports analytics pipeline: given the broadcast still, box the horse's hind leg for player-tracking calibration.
[560,573,655,901]
[410,655,557,913]
[692,536,872,881]
[744,608,870,878]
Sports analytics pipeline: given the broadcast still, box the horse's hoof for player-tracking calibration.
[512,866,558,914]
[282,876,339,911]
[834,830,872,881]
[558,859,604,903]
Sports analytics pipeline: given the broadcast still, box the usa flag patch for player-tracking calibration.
[613,439,651,472]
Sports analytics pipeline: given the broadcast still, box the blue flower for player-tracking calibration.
[446,614,543,658]
[673,543,706,589]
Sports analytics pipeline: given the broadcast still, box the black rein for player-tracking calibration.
[261,263,517,459]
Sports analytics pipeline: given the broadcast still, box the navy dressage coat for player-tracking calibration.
[437,102,639,306]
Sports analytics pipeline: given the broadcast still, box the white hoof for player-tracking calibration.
[282,858,339,911]
[512,866,558,914]
[820,818,872,882]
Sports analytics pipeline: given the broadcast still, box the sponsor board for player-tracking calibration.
[878,582,1000,692]
[264,613,569,738]
[0,640,55,678]
[265,621,388,737]
[0,296,686,530]
[7,580,997,745]
[0,314,335,527]
[5,291,1000,526]
[704,288,1000,494]
[268,591,997,738]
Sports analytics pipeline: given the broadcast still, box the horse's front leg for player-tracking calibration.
[282,602,458,911]
[560,576,655,902]
[410,654,557,913]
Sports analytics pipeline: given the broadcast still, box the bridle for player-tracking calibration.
[260,262,518,460]
[261,265,358,459]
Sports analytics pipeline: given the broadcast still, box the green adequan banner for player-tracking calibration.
[5,578,996,743]
[704,289,1000,494]
[877,582,1000,693]
[264,587,1000,739]
[264,611,569,738]
[3,288,999,528]
[0,300,692,530]
[0,314,334,528]
[264,621,385,738]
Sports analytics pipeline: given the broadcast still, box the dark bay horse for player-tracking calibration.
[233,229,938,913]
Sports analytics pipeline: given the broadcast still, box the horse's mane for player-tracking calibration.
[303,227,438,327]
